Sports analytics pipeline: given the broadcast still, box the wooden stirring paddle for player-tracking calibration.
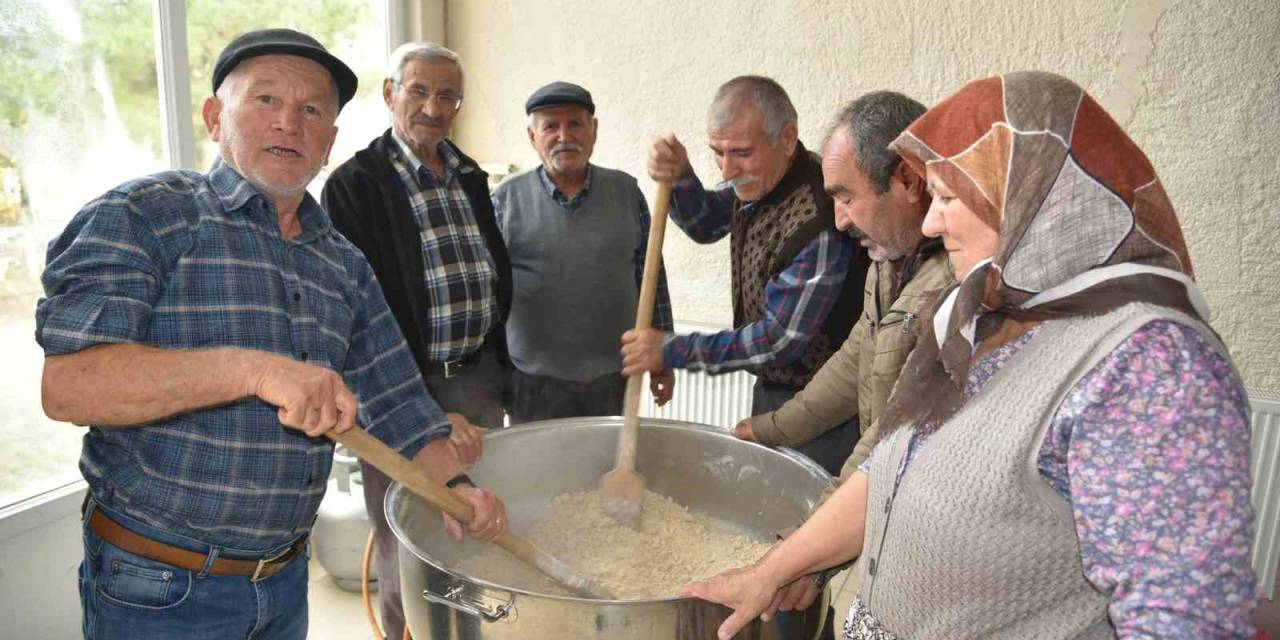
[329,426,613,599]
[601,182,671,528]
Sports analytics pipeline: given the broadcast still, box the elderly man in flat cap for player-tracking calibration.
[322,41,514,639]
[492,81,675,423]
[37,29,505,639]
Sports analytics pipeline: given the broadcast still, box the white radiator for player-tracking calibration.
[1250,388,1280,599]
[640,367,754,429]
[638,321,756,429]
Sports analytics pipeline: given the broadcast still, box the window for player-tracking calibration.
[0,0,392,508]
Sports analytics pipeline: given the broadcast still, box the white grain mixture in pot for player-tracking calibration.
[456,489,772,599]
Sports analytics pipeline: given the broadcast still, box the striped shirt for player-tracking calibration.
[661,171,854,373]
[389,135,499,361]
[36,159,450,551]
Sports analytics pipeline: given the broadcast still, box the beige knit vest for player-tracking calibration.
[856,302,1224,639]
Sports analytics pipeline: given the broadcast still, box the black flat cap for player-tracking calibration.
[525,81,595,115]
[212,28,358,111]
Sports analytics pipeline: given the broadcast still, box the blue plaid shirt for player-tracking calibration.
[36,159,451,551]
[661,171,853,373]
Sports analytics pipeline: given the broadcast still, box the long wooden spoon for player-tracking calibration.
[329,426,613,598]
[601,182,671,528]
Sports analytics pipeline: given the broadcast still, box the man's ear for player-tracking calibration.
[383,78,396,109]
[896,161,926,204]
[201,96,222,142]
[779,121,799,157]
[322,125,338,167]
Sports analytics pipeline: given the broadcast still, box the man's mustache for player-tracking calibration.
[551,143,582,156]
[412,116,447,127]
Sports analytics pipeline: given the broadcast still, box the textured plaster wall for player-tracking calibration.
[443,0,1280,390]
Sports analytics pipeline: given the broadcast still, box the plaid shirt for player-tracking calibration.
[389,135,499,361]
[526,166,674,331]
[662,171,854,373]
[36,159,450,551]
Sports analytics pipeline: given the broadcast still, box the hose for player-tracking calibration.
[362,530,383,639]
[361,529,414,640]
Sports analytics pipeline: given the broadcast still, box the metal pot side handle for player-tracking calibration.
[421,584,516,623]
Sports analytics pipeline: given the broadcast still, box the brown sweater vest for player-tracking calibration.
[729,143,868,388]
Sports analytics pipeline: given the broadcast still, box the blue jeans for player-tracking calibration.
[79,503,309,640]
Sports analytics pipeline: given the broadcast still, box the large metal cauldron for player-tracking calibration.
[387,417,832,639]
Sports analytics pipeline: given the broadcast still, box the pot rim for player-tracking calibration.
[386,416,830,604]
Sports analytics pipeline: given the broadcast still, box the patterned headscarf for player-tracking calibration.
[880,71,1210,432]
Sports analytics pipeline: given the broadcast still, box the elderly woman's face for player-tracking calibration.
[921,166,999,279]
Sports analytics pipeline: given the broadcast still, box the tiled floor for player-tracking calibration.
[308,556,379,640]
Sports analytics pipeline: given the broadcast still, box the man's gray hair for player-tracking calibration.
[386,41,464,89]
[707,75,797,144]
[827,91,926,194]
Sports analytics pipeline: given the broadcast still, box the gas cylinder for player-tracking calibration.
[313,445,377,591]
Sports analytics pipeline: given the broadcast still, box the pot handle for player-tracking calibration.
[421,584,515,623]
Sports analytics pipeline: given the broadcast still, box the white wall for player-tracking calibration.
[445,0,1280,390]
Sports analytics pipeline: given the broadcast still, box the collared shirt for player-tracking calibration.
[661,170,853,373]
[525,165,673,331]
[388,134,499,362]
[36,159,450,551]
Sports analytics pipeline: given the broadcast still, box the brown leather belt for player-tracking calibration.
[88,509,305,582]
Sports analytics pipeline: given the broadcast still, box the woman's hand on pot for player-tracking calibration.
[773,573,822,611]
[443,486,507,542]
[680,564,782,640]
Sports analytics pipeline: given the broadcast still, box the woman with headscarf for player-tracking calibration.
[683,71,1257,639]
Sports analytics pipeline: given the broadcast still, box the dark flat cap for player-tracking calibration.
[525,81,595,115]
[213,28,358,111]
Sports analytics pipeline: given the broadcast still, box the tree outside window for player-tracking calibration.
[0,0,387,507]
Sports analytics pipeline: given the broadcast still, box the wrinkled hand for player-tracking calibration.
[650,368,675,406]
[648,133,691,184]
[447,413,486,467]
[732,416,757,442]
[442,486,508,542]
[771,573,821,612]
[681,564,783,640]
[621,328,667,377]
[251,353,357,437]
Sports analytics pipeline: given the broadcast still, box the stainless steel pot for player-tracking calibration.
[387,417,833,639]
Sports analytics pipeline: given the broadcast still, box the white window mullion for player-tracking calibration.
[152,0,196,170]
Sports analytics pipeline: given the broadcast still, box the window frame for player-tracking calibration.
[3,0,407,513]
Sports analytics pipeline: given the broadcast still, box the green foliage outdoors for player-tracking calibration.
[0,0,373,166]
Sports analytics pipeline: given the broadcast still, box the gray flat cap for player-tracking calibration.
[525,81,595,115]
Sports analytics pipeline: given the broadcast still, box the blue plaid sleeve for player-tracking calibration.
[667,171,734,244]
[36,191,174,355]
[633,190,675,332]
[663,229,853,373]
[344,259,451,459]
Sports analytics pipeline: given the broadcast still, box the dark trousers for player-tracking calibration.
[751,378,860,477]
[507,368,627,424]
[360,341,506,640]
